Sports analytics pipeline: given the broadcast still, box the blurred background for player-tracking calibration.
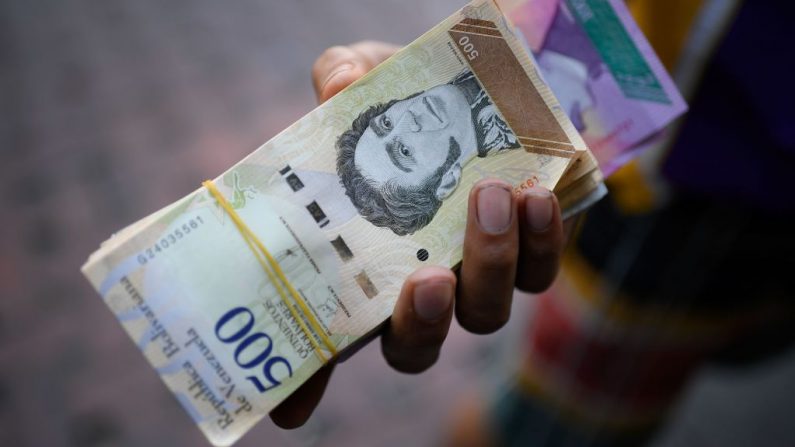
[1,0,793,446]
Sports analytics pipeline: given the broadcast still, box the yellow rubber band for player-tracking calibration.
[202,180,337,362]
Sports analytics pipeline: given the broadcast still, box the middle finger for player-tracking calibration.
[457,179,519,334]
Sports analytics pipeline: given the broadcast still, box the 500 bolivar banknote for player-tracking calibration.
[82,1,589,445]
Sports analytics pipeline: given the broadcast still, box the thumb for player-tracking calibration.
[311,41,400,103]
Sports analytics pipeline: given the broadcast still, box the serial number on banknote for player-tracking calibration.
[137,215,206,265]
[512,175,542,197]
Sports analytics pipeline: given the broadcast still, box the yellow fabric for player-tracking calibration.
[203,180,337,362]
[605,162,656,213]
[627,0,706,71]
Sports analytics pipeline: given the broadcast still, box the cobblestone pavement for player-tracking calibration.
[1,1,793,446]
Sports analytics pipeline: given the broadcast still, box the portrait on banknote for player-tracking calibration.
[535,6,603,132]
[336,69,520,236]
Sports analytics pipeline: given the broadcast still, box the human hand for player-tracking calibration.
[270,41,573,428]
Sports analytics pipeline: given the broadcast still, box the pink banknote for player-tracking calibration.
[508,0,687,175]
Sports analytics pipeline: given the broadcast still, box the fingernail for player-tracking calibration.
[525,188,553,231]
[322,63,354,90]
[413,281,453,322]
[477,184,512,234]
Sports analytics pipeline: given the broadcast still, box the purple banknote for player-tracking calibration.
[508,0,687,175]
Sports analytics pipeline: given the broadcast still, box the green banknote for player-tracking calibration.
[82,0,589,444]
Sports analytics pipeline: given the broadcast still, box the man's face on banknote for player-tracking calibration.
[537,50,592,131]
[336,79,488,236]
[353,83,476,189]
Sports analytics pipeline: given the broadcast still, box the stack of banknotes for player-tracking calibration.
[82,0,684,445]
